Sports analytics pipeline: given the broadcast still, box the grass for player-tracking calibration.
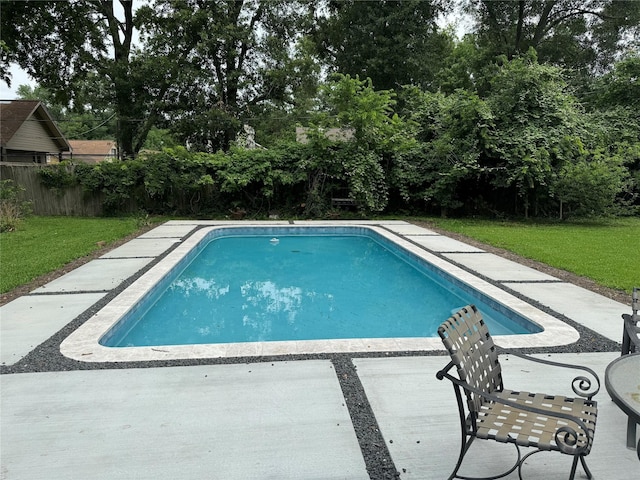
[1,214,638,296]
[0,216,152,293]
[419,216,640,294]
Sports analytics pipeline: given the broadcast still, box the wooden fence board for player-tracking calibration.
[1,163,104,216]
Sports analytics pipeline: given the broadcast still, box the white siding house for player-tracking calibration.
[0,100,70,163]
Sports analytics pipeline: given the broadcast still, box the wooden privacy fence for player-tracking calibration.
[1,163,104,216]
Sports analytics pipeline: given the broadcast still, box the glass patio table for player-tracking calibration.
[605,352,640,460]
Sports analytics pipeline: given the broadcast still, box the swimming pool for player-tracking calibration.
[61,223,579,362]
[100,228,539,348]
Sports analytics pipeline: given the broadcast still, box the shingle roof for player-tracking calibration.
[0,100,70,151]
[67,140,117,163]
[0,100,40,145]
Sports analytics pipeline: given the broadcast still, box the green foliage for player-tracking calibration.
[483,52,583,216]
[316,74,414,152]
[141,0,315,152]
[302,74,419,213]
[17,85,116,141]
[1,1,148,157]
[392,89,490,214]
[7,39,638,220]
[392,52,639,218]
[77,160,145,213]
[464,0,640,73]
[0,180,32,233]
[586,54,640,114]
[552,157,630,219]
[316,0,451,91]
[37,163,78,192]
[142,128,178,152]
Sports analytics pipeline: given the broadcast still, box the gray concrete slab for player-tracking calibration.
[31,258,152,293]
[505,282,628,342]
[0,361,368,480]
[100,238,181,258]
[385,224,438,235]
[292,220,410,226]
[165,220,292,226]
[443,252,559,281]
[0,293,105,366]
[355,353,636,479]
[138,224,196,238]
[408,235,484,253]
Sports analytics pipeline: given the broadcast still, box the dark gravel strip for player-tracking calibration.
[1,222,620,375]
[378,225,621,354]
[0,221,624,480]
[332,354,400,480]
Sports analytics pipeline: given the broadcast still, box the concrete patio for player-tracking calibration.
[1,221,636,479]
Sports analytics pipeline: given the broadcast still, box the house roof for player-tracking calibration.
[67,140,117,163]
[0,100,70,151]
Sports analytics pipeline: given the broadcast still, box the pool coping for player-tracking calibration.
[60,223,579,362]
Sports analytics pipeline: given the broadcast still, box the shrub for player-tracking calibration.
[0,180,32,232]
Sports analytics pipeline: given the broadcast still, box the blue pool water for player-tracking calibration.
[101,228,542,347]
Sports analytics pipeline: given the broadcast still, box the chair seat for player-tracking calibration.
[474,390,598,454]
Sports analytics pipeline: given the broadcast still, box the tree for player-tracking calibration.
[393,88,492,216]
[464,0,640,73]
[139,0,315,151]
[16,84,116,140]
[301,74,416,213]
[1,1,170,158]
[587,54,640,112]
[315,0,452,91]
[552,157,629,219]
[482,51,584,217]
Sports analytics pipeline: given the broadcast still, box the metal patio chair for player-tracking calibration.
[436,305,600,480]
[621,287,639,356]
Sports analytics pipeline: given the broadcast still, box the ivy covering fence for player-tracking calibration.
[32,68,639,219]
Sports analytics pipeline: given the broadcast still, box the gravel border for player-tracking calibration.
[0,221,625,480]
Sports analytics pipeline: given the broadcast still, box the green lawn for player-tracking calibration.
[0,216,149,293]
[1,215,638,295]
[420,216,640,293]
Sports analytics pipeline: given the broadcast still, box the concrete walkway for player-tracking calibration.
[1,220,636,479]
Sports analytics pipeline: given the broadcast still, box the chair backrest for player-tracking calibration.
[438,305,503,412]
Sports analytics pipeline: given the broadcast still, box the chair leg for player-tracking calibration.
[579,455,594,480]
[448,433,475,480]
[568,454,593,480]
[569,455,579,480]
[453,439,521,480]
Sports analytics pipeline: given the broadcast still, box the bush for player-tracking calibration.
[0,180,32,232]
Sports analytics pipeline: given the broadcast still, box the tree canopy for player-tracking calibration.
[314,0,452,91]
[2,1,149,157]
[1,0,638,219]
[465,0,640,71]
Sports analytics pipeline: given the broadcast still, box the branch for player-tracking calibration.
[532,0,556,47]
[95,1,122,52]
[238,2,264,72]
[539,7,625,41]
[483,1,510,51]
[118,0,134,54]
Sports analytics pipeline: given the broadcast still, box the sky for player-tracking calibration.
[0,65,35,99]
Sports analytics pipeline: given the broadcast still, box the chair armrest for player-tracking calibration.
[623,314,640,344]
[435,360,456,380]
[495,347,600,399]
[437,368,595,455]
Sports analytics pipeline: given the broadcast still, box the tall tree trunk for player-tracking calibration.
[100,0,136,158]
[514,1,526,54]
